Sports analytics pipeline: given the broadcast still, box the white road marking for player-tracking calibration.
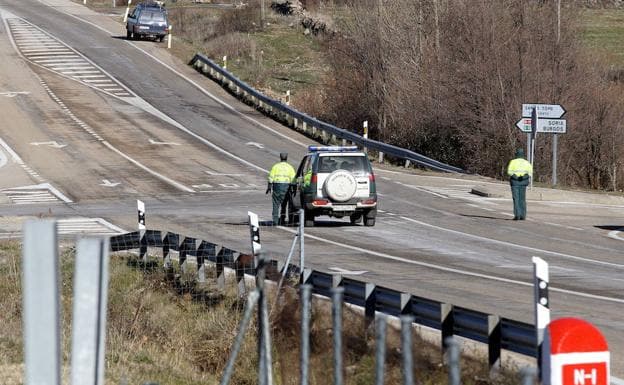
[394,181,448,199]
[398,216,624,269]
[100,179,120,187]
[1,183,72,204]
[608,229,624,242]
[30,140,67,149]
[277,226,624,304]
[205,170,242,176]
[148,138,180,146]
[0,91,30,97]
[246,141,264,149]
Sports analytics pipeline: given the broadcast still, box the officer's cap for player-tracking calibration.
[280,152,288,161]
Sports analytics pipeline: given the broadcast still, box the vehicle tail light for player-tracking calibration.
[312,199,329,206]
[369,173,375,182]
[165,27,169,33]
[360,199,376,205]
[311,174,317,184]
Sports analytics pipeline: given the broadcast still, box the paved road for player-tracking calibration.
[0,0,623,376]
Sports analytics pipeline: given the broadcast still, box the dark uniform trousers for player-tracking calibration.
[271,183,290,224]
[510,175,529,220]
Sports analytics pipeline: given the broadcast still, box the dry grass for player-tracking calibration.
[0,241,523,385]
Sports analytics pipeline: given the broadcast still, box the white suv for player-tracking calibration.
[289,146,377,227]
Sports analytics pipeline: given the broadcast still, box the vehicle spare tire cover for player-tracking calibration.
[324,170,357,202]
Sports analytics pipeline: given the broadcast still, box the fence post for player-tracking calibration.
[445,337,461,385]
[71,237,110,385]
[332,287,345,385]
[400,315,414,385]
[223,55,227,69]
[300,285,312,385]
[23,220,61,385]
[375,315,387,385]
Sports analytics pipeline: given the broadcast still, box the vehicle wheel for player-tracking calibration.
[304,210,315,227]
[349,213,362,225]
[285,199,299,226]
[363,210,375,227]
[126,30,133,40]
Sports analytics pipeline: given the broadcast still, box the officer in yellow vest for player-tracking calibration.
[267,153,296,225]
[506,148,533,220]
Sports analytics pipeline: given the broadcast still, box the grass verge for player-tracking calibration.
[0,240,523,385]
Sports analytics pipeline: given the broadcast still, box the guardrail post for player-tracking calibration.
[488,315,501,374]
[404,159,411,168]
[342,139,347,146]
[378,152,384,163]
[123,0,132,22]
[441,303,454,362]
[365,283,376,328]
[215,246,225,290]
[332,274,342,288]
[302,121,307,133]
[167,25,172,49]
[400,292,411,314]
[302,268,313,285]
[293,117,299,130]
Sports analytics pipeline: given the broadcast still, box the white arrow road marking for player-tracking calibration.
[30,141,67,149]
[246,142,264,149]
[148,138,180,146]
[0,91,30,97]
[100,179,120,187]
[608,229,624,242]
[328,267,368,275]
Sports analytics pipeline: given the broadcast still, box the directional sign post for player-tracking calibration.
[519,103,567,187]
[516,118,567,134]
[522,104,566,119]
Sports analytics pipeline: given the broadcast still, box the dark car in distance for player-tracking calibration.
[126,2,169,42]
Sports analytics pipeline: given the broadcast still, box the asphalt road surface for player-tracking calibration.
[0,0,623,378]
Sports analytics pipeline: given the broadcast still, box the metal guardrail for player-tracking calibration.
[110,229,536,370]
[188,53,465,174]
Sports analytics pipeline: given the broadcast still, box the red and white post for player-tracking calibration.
[542,318,610,385]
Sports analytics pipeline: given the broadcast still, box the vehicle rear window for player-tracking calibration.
[139,11,166,22]
[318,155,368,173]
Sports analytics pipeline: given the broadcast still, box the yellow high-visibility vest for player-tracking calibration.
[268,162,296,183]
[507,158,533,177]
